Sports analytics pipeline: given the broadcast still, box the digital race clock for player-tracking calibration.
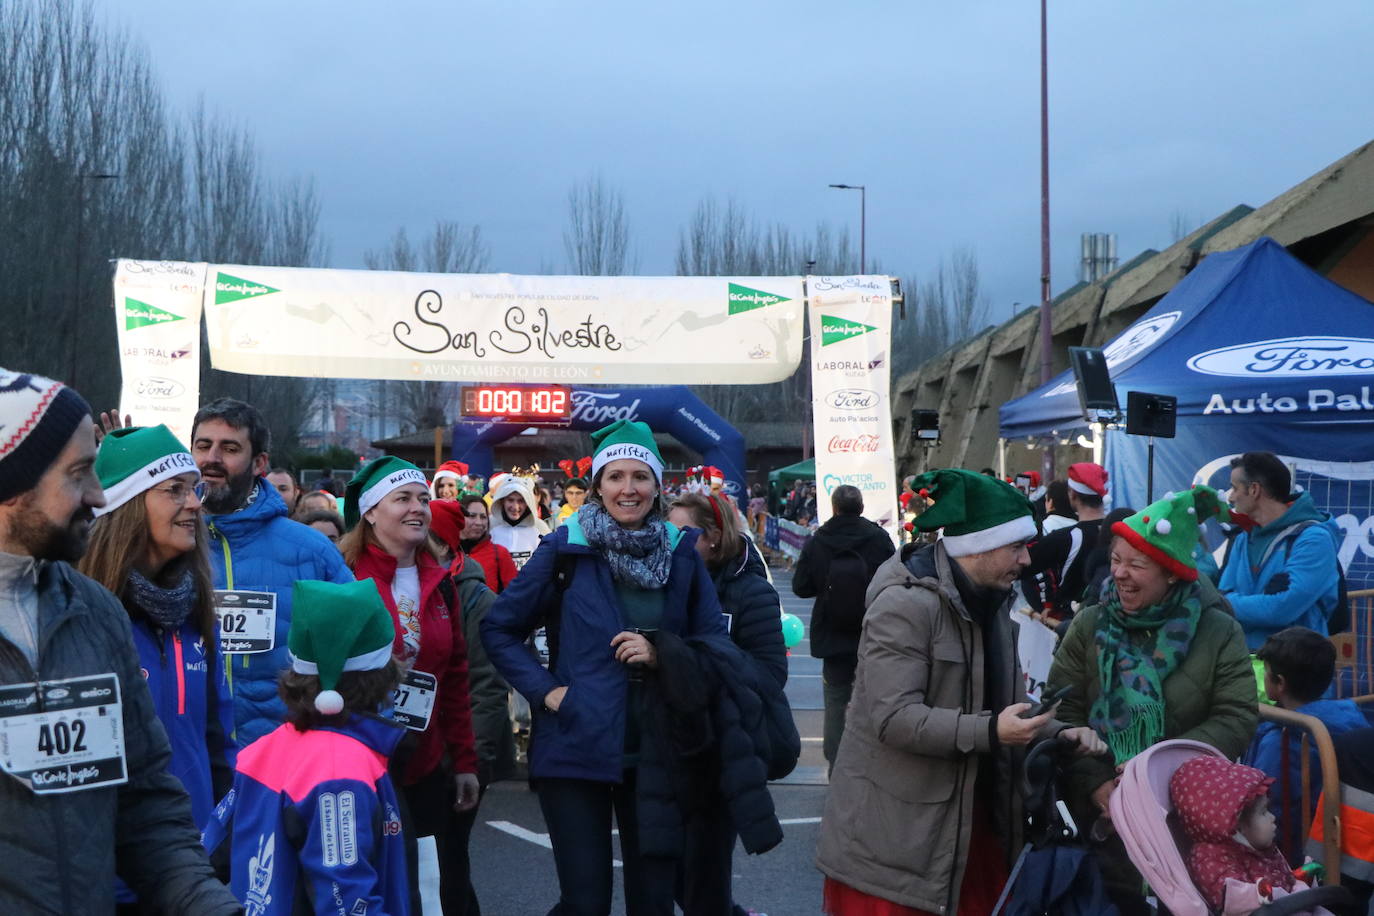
[458,385,573,425]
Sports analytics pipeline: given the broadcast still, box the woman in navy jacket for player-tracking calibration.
[482,420,728,916]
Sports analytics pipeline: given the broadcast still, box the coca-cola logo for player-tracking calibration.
[825,388,880,411]
[569,391,642,425]
[827,434,881,454]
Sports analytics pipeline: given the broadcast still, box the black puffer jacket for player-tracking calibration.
[712,542,787,688]
[636,632,790,859]
[793,513,895,659]
[0,560,239,915]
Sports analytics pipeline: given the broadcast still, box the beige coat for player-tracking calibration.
[815,542,1056,914]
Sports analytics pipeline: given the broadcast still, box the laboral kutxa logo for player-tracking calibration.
[727,283,790,315]
[1187,336,1374,377]
[820,314,877,347]
[215,271,279,305]
[125,297,184,331]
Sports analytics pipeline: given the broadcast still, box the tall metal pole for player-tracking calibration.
[860,185,866,274]
[1038,0,1055,479]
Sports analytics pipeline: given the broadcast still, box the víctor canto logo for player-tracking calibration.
[1188,337,1374,377]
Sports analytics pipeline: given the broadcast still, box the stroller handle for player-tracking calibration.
[1252,884,1355,916]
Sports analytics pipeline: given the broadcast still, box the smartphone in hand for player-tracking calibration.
[1021,684,1075,719]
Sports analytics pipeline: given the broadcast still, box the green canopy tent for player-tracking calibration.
[767,457,815,514]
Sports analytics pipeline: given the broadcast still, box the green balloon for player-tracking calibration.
[780,613,805,649]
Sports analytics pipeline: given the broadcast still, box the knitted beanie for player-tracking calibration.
[1111,485,1229,582]
[288,579,396,715]
[0,369,92,503]
[344,456,428,528]
[94,425,198,516]
[911,468,1038,557]
[589,419,664,484]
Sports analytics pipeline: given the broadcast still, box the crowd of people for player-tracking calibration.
[1,356,1366,916]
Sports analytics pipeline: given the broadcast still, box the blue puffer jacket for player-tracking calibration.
[206,479,354,745]
[1219,493,1342,649]
[481,516,728,783]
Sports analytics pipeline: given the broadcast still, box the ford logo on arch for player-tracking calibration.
[825,388,880,411]
[1187,337,1374,377]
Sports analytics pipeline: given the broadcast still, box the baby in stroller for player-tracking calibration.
[1170,756,1314,913]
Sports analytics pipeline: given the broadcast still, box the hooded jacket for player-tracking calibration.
[0,559,239,915]
[1171,756,1294,912]
[351,544,478,784]
[488,477,550,570]
[207,479,355,745]
[1219,492,1343,649]
[815,542,1060,914]
[792,513,895,660]
[481,516,728,783]
[712,542,788,689]
[448,551,517,785]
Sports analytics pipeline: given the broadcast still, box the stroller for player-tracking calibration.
[992,735,1120,915]
[1109,739,1354,916]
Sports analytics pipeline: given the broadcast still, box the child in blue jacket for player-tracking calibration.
[206,579,409,915]
[1243,626,1367,859]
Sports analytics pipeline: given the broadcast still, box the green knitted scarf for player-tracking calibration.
[1089,578,1202,764]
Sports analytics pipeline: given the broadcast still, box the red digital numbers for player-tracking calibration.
[460,386,571,422]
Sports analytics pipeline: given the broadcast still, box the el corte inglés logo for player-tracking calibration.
[728,283,790,315]
[215,272,279,305]
[125,297,184,330]
[821,314,878,347]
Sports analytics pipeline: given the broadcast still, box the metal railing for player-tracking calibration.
[1333,589,1374,698]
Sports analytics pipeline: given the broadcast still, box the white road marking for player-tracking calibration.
[488,820,622,866]
[779,817,823,825]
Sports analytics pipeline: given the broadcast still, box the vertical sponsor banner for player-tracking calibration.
[808,276,898,542]
[113,260,208,445]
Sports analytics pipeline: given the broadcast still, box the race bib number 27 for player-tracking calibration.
[0,674,127,794]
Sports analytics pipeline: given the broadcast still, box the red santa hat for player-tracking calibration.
[1067,462,1109,498]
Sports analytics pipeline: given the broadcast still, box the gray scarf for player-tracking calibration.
[578,502,673,590]
[127,568,196,631]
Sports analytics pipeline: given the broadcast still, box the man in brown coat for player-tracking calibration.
[816,468,1106,915]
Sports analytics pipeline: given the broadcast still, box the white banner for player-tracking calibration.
[196,264,805,385]
[113,261,208,445]
[809,276,898,542]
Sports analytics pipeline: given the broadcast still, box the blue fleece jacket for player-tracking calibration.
[207,480,354,745]
[1219,492,1342,650]
[481,517,728,783]
[1243,697,1368,855]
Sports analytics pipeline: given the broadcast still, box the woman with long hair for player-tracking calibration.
[79,426,236,909]
[341,456,481,915]
[482,420,733,916]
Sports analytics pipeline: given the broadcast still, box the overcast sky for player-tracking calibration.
[111,1,1374,320]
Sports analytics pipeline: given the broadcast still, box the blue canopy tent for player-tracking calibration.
[999,237,1374,590]
[451,385,748,498]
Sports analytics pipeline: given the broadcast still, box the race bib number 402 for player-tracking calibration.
[0,674,127,794]
[215,590,277,654]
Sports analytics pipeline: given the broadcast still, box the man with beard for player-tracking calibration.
[191,398,353,746]
[0,368,239,914]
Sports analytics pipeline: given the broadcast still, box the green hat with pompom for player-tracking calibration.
[288,579,396,714]
[1111,484,1230,582]
[910,468,1037,556]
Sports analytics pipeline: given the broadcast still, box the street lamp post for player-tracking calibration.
[828,183,866,274]
[72,171,120,380]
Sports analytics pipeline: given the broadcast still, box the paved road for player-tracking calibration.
[423,566,829,915]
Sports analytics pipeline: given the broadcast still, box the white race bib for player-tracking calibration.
[215,590,277,654]
[0,674,127,794]
[392,669,437,732]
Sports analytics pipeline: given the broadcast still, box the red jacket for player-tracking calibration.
[353,544,478,783]
[463,535,518,594]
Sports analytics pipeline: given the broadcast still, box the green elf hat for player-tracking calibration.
[288,579,396,714]
[589,419,664,484]
[1111,484,1229,582]
[344,455,429,529]
[94,425,199,517]
[910,468,1038,557]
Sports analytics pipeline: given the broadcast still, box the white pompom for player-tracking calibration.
[1186,507,1196,516]
[1164,491,1176,500]
[1155,519,1173,536]
[315,689,345,715]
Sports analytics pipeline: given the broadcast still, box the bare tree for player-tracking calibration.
[364,220,490,432]
[564,175,631,275]
[892,246,990,379]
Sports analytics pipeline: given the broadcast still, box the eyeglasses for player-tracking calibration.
[151,481,208,505]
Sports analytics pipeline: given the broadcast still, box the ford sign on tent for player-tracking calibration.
[999,236,1374,590]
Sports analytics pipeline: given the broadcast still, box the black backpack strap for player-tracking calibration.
[543,552,578,671]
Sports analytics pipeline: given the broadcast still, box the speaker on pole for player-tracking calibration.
[1125,391,1177,439]
[1067,346,1120,424]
